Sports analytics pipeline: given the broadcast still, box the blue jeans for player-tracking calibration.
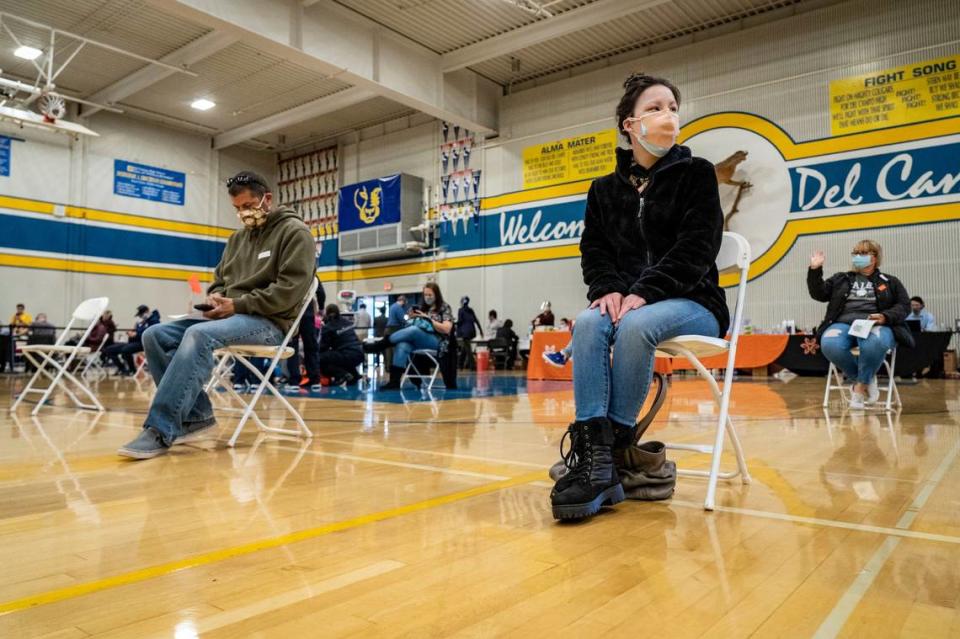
[820,322,895,384]
[389,326,440,368]
[573,299,719,426]
[142,315,283,444]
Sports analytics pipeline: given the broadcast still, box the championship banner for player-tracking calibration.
[830,54,960,135]
[522,129,617,189]
[337,174,402,232]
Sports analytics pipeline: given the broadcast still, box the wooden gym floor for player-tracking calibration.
[1,372,959,638]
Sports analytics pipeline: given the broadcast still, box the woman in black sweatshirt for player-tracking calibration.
[551,73,728,521]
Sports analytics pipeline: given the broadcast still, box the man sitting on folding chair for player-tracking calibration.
[549,73,731,520]
[118,171,316,459]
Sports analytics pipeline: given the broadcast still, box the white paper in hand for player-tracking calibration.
[848,319,876,339]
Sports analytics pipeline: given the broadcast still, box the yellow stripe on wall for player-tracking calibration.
[0,194,233,239]
[718,202,960,286]
[0,253,214,282]
[65,206,233,239]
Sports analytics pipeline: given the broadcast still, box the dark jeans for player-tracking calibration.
[103,342,143,374]
[233,357,271,385]
[285,310,320,384]
[318,350,364,379]
[457,337,476,369]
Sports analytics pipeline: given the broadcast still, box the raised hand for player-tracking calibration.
[810,250,825,269]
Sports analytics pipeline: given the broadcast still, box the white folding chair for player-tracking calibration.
[11,297,110,416]
[654,232,752,511]
[401,349,441,391]
[216,278,318,447]
[823,347,901,411]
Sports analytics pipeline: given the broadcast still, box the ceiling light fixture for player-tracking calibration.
[191,98,216,111]
[14,45,43,60]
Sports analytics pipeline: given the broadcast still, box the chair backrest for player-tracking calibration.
[275,276,321,356]
[74,297,110,322]
[57,297,110,347]
[718,232,751,351]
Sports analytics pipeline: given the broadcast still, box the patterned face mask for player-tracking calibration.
[236,195,268,228]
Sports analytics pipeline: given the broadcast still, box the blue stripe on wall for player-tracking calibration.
[0,213,225,268]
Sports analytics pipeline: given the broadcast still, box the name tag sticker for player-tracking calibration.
[257,250,271,260]
[878,284,887,291]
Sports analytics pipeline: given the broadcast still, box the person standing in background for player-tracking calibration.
[387,295,407,336]
[373,305,389,338]
[353,302,372,341]
[908,296,936,331]
[456,296,484,369]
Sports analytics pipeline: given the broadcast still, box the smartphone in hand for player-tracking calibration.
[194,303,215,312]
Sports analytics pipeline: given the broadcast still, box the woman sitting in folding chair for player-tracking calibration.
[808,239,913,410]
[549,73,730,521]
[365,282,453,390]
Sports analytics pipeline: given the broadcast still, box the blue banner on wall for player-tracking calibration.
[338,174,402,232]
[0,136,11,177]
[114,159,185,206]
[789,142,960,213]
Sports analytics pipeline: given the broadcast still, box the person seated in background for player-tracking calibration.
[103,305,160,375]
[315,304,364,386]
[558,317,571,331]
[67,310,116,349]
[10,303,32,336]
[24,313,56,372]
[486,309,503,337]
[908,296,935,331]
[373,305,388,338]
[232,357,272,393]
[496,319,520,370]
[365,282,453,389]
[29,313,56,341]
[456,296,484,369]
[353,302,372,341]
[117,170,316,459]
[808,239,913,410]
[532,301,555,330]
[282,282,322,392]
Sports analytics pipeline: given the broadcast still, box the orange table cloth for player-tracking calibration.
[526,331,574,380]
[527,332,788,380]
[665,333,789,371]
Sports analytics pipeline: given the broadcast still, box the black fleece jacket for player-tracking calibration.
[807,267,915,348]
[579,145,729,337]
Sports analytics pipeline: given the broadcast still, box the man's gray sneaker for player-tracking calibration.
[118,427,170,459]
[174,418,218,445]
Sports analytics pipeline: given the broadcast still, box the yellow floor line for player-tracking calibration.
[0,470,545,616]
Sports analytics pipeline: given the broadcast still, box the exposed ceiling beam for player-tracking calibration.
[441,0,674,72]
[213,86,375,149]
[155,0,499,136]
[83,30,239,116]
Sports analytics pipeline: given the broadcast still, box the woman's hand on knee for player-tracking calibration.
[616,294,646,322]
[590,292,623,318]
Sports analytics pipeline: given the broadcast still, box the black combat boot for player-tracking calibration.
[380,366,404,390]
[611,420,637,469]
[550,417,624,520]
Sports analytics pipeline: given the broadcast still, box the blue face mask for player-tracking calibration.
[852,254,872,270]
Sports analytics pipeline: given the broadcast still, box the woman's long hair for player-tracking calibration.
[421,282,444,312]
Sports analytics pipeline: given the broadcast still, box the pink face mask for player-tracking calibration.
[623,111,680,157]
